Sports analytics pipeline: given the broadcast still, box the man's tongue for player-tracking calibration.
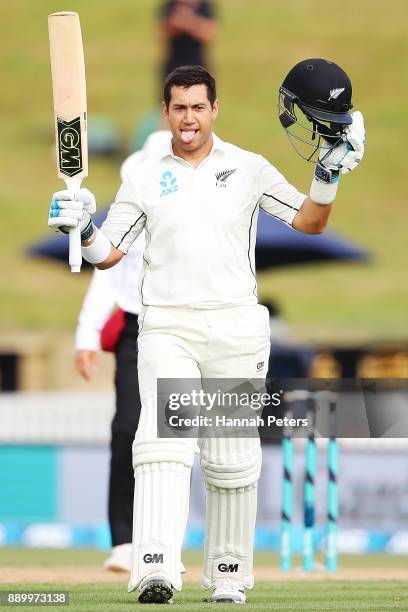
[181,130,196,144]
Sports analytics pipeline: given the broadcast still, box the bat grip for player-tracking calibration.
[64,177,83,273]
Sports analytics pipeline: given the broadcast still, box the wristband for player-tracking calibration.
[315,162,339,185]
[81,229,111,264]
[310,163,339,205]
[80,219,96,241]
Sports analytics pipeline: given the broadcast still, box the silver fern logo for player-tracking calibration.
[215,168,237,188]
[328,88,345,101]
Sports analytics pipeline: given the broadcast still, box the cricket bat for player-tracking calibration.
[48,12,88,273]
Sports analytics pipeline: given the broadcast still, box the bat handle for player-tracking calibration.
[64,177,83,273]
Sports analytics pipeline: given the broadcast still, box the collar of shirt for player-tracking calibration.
[155,132,227,166]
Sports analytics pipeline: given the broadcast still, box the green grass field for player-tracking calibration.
[1,582,407,611]
[1,0,408,342]
[1,549,408,610]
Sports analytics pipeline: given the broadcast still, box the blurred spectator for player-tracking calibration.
[158,0,217,79]
[129,2,216,152]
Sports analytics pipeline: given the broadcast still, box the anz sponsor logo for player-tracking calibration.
[143,553,164,563]
[218,563,239,573]
[160,171,179,197]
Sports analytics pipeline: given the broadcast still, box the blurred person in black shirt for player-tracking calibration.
[159,0,217,79]
[134,1,216,145]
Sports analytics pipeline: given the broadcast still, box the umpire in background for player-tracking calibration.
[75,131,171,572]
[158,0,217,79]
[75,236,144,572]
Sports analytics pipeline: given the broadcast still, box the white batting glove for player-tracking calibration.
[48,188,96,239]
[310,112,365,204]
[319,111,365,176]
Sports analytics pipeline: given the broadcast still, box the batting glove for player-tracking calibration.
[48,188,96,240]
[316,111,365,183]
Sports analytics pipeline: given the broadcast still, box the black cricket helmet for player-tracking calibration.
[278,59,353,162]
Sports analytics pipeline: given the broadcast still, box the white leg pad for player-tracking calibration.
[200,437,261,589]
[128,440,195,593]
[200,437,262,489]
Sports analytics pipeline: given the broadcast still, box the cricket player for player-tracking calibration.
[49,63,364,604]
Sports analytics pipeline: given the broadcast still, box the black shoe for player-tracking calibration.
[138,578,174,604]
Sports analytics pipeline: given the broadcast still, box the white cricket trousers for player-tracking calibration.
[128,304,270,593]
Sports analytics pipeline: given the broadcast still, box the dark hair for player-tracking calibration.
[163,65,217,107]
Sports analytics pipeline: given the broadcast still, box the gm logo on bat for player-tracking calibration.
[57,116,83,177]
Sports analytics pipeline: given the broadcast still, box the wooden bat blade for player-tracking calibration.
[48,12,88,181]
[48,12,88,272]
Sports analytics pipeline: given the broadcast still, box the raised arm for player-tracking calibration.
[291,197,331,234]
[48,179,146,270]
[259,111,365,235]
[293,111,365,233]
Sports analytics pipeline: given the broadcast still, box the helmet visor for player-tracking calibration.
[300,103,352,126]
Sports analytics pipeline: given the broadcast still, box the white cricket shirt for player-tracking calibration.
[101,134,306,308]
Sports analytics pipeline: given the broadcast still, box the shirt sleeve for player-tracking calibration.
[100,179,146,254]
[257,157,306,227]
[75,268,117,351]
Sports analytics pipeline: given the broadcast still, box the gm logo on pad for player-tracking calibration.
[218,563,238,572]
[143,553,164,564]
